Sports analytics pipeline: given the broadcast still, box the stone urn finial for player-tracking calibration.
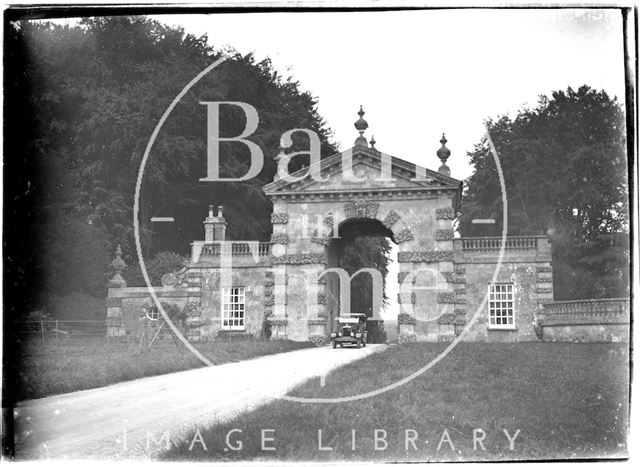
[354,106,369,147]
[437,133,451,176]
[108,244,127,288]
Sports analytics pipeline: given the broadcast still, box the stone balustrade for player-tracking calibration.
[539,298,629,325]
[537,298,630,342]
[191,241,272,262]
[454,235,551,263]
[457,236,540,251]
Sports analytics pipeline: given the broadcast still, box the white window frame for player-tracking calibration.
[488,283,515,329]
[221,287,246,330]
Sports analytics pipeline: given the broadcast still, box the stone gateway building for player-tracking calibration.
[107,109,556,344]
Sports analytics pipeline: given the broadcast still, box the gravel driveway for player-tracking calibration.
[13,344,387,459]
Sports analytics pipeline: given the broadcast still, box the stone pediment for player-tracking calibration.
[263,145,461,197]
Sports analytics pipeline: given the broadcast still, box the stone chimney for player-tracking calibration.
[204,205,227,242]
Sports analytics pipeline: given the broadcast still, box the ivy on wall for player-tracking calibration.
[437,292,456,303]
[264,271,288,285]
[398,251,454,263]
[438,313,456,324]
[271,213,289,224]
[343,199,380,219]
[395,229,414,244]
[442,271,466,284]
[435,229,454,241]
[397,271,412,284]
[397,313,417,325]
[383,210,401,229]
[270,233,289,244]
[272,254,327,265]
[267,317,288,326]
[435,208,455,220]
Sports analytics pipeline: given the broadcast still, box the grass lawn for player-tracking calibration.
[163,342,629,462]
[8,337,314,401]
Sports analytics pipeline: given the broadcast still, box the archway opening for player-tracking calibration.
[325,218,397,343]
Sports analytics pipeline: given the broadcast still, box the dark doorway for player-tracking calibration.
[325,218,395,343]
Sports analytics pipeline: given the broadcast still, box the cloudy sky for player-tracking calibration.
[153,8,626,181]
[149,7,627,318]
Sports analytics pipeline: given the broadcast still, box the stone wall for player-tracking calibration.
[187,257,271,340]
[459,263,540,342]
[452,235,553,342]
[189,240,273,338]
[537,299,630,342]
[107,234,556,344]
[106,286,188,338]
[106,245,274,341]
[270,193,459,343]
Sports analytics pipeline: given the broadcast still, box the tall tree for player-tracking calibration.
[459,86,629,299]
[4,16,338,308]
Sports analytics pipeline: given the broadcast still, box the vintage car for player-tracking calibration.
[330,313,368,348]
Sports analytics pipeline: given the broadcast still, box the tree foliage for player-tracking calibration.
[332,221,393,316]
[124,251,189,287]
[459,86,629,299]
[5,17,337,312]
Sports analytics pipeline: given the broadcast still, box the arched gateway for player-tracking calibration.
[262,115,462,342]
[107,109,554,344]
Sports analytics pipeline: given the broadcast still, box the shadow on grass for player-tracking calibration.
[162,342,629,462]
